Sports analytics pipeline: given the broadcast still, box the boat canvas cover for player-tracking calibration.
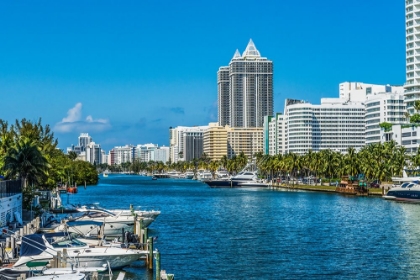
[20,232,67,256]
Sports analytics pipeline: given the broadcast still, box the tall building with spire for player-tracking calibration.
[218,39,273,128]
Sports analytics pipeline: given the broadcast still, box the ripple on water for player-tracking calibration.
[68,176,420,279]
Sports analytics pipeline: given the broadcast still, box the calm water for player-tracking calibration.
[66,174,420,279]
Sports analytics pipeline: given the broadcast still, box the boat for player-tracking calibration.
[0,263,110,280]
[49,220,104,238]
[25,263,111,280]
[12,232,148,271]
[383,181,420,202]
[183,171,194,179]
[204,163,258,188]
[383,169,420,202]
[238,179,270,188]
[67,205,155,238]
[49,220,136,249]
[197,170,212,181]
[26,273,86,280]
[67,185,78,194]
[152,176,157,180]
[109,205,161,220]
[167,171,182,178]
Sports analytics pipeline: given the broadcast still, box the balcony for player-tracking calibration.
[0,180,22,198]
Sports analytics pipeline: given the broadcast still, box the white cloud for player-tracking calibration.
[62,102,82,122]
[54,103,111,133]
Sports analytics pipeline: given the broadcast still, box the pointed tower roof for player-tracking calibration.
[242,39,261,58]
[232,49,241,59]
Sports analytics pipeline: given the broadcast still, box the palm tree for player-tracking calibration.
[320,149,339,184]
[3,137,48,189]
[237,151,248,170]
[208,161,220,179]
[344,147,359,177]
[284,153,301,185]
[68,151,78,161]
[220,155,228,170]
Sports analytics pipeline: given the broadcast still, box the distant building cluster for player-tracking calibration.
[67,134,170,165]
[68,3,420,165]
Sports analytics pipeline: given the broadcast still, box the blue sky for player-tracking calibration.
[0,1,405,152]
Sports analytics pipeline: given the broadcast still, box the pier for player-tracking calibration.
[0,207,174,280]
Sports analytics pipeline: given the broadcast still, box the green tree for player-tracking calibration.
[3,137,48,189]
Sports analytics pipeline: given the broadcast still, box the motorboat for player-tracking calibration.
[24,264,110,280]
[167,171,182,179]
[383,181,420,203]
[215,170,230,179]
[51,220,138,249]
[109,207,161,221]
[51,220,104,238]
[183,171,194,179]
[204,163,258,188]
[80,204,160,221]
[102,170,110,178]
[69,205,154,238]
[238,179,271,188]
[12,232,148,271]
[26,274,86,280]
[197,171,212,181]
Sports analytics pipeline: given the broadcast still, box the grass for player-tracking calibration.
[276,183,384,196]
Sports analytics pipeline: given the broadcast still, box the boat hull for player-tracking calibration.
[384,188,420,203]
[238,182,270,188]
[13,248,145,271]
[203,180,240,188]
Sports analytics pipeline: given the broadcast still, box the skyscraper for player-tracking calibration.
[405,0,419,113]
[78,133,92,152]
[218,39,273,128]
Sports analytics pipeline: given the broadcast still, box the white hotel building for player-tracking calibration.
[365,92,406,145]
[405,0,420,114]
[286,98,365,154]
[264,82,405,155]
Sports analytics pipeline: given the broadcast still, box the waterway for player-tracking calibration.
[66,174,420,279]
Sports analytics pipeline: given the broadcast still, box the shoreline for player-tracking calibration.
[270,183,384,197]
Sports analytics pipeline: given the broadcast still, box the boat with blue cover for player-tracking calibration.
[384,181,420,202]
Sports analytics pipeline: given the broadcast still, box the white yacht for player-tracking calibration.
[69,205,154,237]
[183,171,194,179]
[197,170,213,181]
[12,232,147,271]
[384,181,420,202]
[167,171,182,178]
[79,204,160,220]
[204,163,259,188]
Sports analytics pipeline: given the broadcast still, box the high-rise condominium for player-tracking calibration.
[405,0,420,112]
[218,39,273,128]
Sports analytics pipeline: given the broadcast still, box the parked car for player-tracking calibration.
[370,180,381,188]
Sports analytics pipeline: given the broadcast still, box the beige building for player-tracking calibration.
[203,123,228,161]
[226,126,263,159]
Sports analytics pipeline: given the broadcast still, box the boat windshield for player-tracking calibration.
[81,204,115,216]
[407,183,416,188]
[50,235,87,248]
[401,183,409,188]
